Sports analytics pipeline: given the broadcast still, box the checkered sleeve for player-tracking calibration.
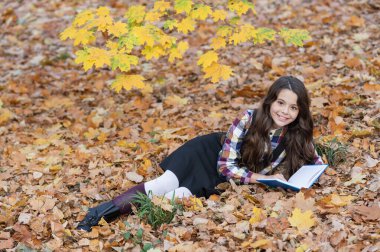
[312,143,324,164]
[217,109,255,184]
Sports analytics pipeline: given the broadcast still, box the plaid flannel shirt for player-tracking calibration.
[217,109,323,184]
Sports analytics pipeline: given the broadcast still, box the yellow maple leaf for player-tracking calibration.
[330,194,355,206]
[107,21,128,37]
[0,108,12,125]
[168,41,188,63]
[163,19,178,30]
[174,0,193,14]
[197,51,218,68]
[212,9,227,22]
[142,45,165,60]
[49,165,62,174]
[288,208,315,232]
[177,41,189,53]
[111,53,138,72]
[97,132,108,143]
[106,40,121,55]
[229,31,249,45]
[217,25,233,37]
[158,34,176,48]
[118,34,139,53]
[75,47,111,71]
[154,0,171,12]
[145,11,163,23]
[93,15,113,32]
[60,26,77,41]
[190,4,212,20]
[132,26,155,46]
[228,0,255,16]
[111,74,152,93]
[177,17,195,34]
[73,10,94,27]
[249,207,265,224]
[164,95,189,106]
[185,196,203,211]
[89,47,111,68]
[318,194,355,208]
[75,50,92,71]
[210,37,226,50]
[84,128,100,140]
[168,48,181,63]
[72,29,95,46]
[125,5,146,24]
[240,23,257,38]
[97,6,110,16]
[203,62,233,83]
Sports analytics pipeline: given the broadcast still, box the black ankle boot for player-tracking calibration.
[77,201,121,232]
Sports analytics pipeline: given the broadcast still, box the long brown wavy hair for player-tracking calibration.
[241,76,316,177]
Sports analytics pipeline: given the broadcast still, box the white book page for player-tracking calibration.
[288,165,327,189]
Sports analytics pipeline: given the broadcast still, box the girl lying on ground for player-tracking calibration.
[77,75,324,232]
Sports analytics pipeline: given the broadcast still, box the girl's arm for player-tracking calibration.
[217,110,286,184]
[312,143,324,164]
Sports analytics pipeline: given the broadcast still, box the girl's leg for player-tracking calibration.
[77,170,180,231]
[164,187,193,200]
[144,170,179,197]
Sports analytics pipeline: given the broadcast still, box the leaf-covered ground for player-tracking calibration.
[0,0,379,251]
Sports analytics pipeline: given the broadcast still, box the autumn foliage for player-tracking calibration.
[0,0,379,251]
[60,0,311,93]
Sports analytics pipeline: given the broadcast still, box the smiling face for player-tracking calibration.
[270,89,299,129]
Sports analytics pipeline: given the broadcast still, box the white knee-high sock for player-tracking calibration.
[144,170,179,197]
[164,187,193,200]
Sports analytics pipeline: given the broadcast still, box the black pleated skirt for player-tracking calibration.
[159,132,227,198]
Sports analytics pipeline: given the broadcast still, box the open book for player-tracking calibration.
[257,164,328,191]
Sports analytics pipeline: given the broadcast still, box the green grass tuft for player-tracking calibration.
[315,138,348,166]
[132,191,183,230]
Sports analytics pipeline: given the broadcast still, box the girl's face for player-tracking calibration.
[270,89,299,129]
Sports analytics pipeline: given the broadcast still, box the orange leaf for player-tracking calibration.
[345,57,362,69]
[363,83,380,92]
[346,15,365,27]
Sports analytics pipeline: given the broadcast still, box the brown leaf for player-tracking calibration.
[351,205,380,221]
[345,57,363,69]
[346,16,365,27]
[12,223,32,244]
[261,192,282,207]
[329,231,347,246]
[294,191,315,212]
[0,238,14,250]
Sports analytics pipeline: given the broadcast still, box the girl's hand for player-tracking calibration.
[268,174,287,182]
[250,173,287,183]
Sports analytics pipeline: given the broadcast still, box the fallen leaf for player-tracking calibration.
[288,208,316,232]
[151,196,174,212]
[18,213,32,224]
[249,207,265,225]
[193,217,209,226]
[346,15,365,27]
[294,191,315,212]
[251,239,269,248]
[125,171,143,183]
[351,205,380,220]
